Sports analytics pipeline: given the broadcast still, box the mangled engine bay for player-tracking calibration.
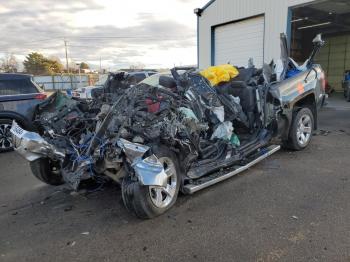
[29,67,274,189]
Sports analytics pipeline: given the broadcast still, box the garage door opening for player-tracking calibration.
[290,0,350,91]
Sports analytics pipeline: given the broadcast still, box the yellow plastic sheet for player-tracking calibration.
[200,64,239,86]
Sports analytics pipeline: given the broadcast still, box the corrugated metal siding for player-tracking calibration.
[198,0,314,68]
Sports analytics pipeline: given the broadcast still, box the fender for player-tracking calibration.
[0,111,36,131]
[291,92,318,130]
[278,92,317,141]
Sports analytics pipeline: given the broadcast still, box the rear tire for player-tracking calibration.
[121,146,181,219]
[0,119,13,153]
[286,107,314,151]
[30,158,64,186]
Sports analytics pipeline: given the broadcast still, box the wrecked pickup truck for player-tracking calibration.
[10,34,326,218]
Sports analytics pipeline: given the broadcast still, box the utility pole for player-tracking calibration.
[76,63,81,85]
[99,56,102,73]
[64,39,69,73]
[64,39,73,89]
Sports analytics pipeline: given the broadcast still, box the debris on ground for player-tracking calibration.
[315,130,331,136]
[64,206,73,212]
[67,241,76,247]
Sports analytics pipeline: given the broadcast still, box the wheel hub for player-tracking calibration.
[0,123,13,150]
[148,157,177,209]
[296,115,312,146]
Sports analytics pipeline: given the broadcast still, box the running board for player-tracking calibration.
[183,145,281,194]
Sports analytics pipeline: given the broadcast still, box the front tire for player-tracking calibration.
[121,146,181,219]
[287,107,314,151]
[30,158,64,186]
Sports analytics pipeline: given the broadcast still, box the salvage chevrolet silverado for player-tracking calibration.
[11,34,326,218]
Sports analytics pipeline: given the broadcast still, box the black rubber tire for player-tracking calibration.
[121,146,181,219]
[30,158,64,186]
[347,88,350,102]
[286,107,314,151]
[0,118,14,153]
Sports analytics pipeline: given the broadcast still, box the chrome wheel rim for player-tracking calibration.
[296,114,312,146]
[0,123,13,150]
[149,157,177,209]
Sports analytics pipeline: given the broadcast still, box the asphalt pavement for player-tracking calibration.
[0,94,349,262]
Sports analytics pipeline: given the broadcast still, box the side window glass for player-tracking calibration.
[0,79,37,95]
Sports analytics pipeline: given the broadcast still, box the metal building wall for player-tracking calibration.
[198,0,314,68]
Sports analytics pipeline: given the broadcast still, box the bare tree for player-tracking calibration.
[0,53,18,73]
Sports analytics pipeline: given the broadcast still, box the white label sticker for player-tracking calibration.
[10,122,27,139]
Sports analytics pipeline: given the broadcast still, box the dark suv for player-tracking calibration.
[0,73,46,152]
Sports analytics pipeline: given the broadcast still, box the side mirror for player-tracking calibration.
[313,34,325,47]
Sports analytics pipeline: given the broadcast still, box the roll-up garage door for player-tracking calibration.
[214,16,265,68]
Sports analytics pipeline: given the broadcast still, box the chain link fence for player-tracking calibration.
[33,74,99,90]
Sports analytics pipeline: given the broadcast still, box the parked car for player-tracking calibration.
[72,74,108,99]
[72,71,157,99]
[0,74,46,152]
[11,34,326,218]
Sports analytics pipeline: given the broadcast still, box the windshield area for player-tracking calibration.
[0,78,42,95]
